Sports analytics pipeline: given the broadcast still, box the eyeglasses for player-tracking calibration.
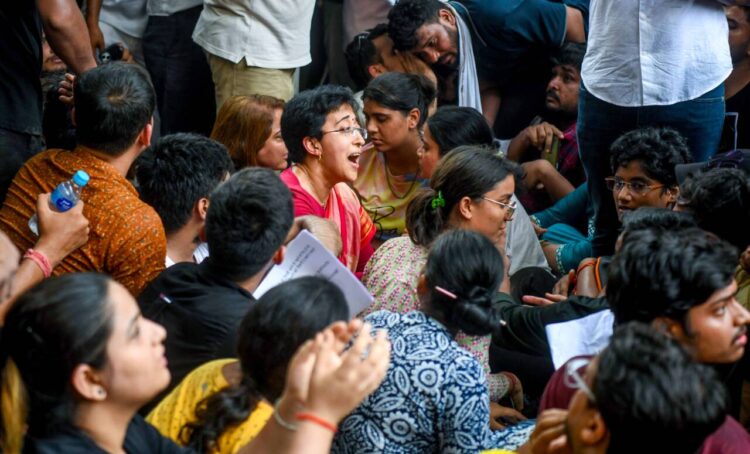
[481,196,517,219]
[564,357,596,403]
[605,177,664,196]
[320,126,368,140]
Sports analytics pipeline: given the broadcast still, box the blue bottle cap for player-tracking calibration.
[72,170,90,187]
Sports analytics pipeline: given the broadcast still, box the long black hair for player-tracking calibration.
[406,145,520,246]
[181,276,349,452]
[422,229,503,336]
[426,106,493,155]
[1,273,113,453]
[363,72,436,129]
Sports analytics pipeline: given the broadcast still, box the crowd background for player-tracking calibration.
[1,0,750,453]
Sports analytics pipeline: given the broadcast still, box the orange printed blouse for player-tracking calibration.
[0,148,166,296]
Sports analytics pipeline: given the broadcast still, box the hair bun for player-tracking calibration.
[449,287,499,336]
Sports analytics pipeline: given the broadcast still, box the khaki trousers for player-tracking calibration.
[207,53,295,111]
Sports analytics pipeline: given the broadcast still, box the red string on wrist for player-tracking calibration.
[295,412,338,433]
[576,260,596,275]
[24,249,52,278]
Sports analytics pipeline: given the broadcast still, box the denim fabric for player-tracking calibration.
[577,83,725,255]
[0,128,43,205]
[142,6,215,136]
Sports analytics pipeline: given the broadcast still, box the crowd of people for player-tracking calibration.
[1,0,750,453]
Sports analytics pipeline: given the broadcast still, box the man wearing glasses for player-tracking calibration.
[534,227,750,453]
[531,127,690,277]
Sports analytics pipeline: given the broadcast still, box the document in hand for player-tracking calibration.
[253,230,374,316]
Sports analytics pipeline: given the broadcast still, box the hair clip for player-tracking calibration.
[431,190,445,209]
[434,286,457,299]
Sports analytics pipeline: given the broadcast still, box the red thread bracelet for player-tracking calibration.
[295,412,337,433]
[576,260,596,275]
[24,249,52,278]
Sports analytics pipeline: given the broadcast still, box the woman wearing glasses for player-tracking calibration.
[362,146,524,406]
[279,85,376,275]
[353,72,436,245]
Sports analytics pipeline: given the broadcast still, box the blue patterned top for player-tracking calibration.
[332,310,533,453]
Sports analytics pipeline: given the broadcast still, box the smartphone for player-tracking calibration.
[545,136,560,167]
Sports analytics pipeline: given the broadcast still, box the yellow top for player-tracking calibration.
[737,266,749,310]
[146,359,273,454]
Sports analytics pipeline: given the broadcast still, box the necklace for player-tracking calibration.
[383,153,421,200]
[294,164,327,208]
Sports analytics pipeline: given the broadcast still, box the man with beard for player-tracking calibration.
[506,42,586,213]
[387,0,588,133]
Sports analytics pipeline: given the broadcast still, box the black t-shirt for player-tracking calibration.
[491,293,609,358]
[137,258,255,412]
[0,1,43,135]
[722,82,750,151]
[23,415,191,453]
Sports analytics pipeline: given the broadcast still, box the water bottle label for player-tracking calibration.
[54,197,74,211]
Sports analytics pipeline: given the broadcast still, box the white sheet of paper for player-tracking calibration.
[253,230,374,316]
[546,309,614,369]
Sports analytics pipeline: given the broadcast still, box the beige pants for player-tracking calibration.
[207,53,295,111]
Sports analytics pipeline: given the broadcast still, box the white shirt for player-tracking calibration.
[582,0,732,107]
[100,0,148,38]
[192,0,315,68]
[506,195,550,275]
[165,242,209,268]
[147,0,202,16]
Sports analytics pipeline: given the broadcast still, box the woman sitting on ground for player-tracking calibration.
[353,72,435,245]
[146,277,350,453]
[335,230,534,453]
[279,85,376,275]
[362,146,522,404]
[421,106,550,277]
[211,95,289,171]
[0,273,390,453]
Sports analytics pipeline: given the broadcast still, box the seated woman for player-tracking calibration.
[363,146,522,403]
[279,85,375,275]
[353,72,435,245]
[422,106,549,276]
[0,273,390,453]
[211,95,288,171]
[146,276,349,453]
[335,230,534,453]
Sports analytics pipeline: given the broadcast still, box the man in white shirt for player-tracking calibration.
[578,0,747,256]
[85,0,148,65]
[193,0,315,108]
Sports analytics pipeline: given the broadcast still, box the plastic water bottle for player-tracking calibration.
[28,170,90,236]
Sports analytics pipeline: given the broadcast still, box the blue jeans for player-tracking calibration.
[142,6,216,136]
[0,128,43,205]
[577,83,725,256]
